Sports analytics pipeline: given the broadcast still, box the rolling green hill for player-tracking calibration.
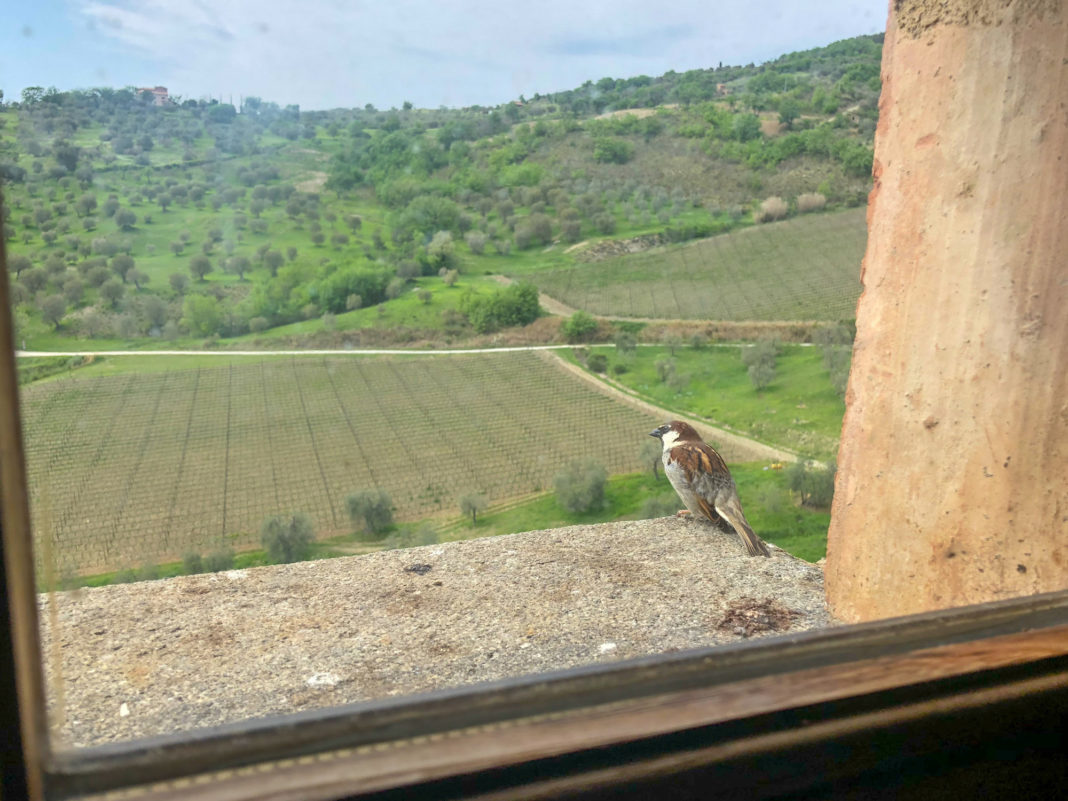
[2,34,879,350]
[522,207,865,321]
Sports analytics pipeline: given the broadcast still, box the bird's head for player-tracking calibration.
[649,420,702,449]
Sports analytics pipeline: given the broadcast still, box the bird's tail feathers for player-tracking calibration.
[715,495,771,558]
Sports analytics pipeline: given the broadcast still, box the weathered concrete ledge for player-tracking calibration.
[39,518,832,748]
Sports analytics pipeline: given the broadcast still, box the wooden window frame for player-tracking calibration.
[2,211,1067,801]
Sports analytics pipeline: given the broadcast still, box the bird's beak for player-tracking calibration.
[650,425,666,439]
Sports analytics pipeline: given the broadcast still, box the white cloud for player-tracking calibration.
[70,0,886,109]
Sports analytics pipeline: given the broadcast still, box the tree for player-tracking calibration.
[140,294,168,329]
[778,97,801,128]
[346,489,393,535]
[21,268,47,293]
[459,493,487,525]
[114,208,137,230]
[615,329,638,356]
[75,194,97,216]
[733,113,762,142]
[98,279,125,308]
[39,295,67,329]
[554,459,607,514]
[639,438,663,480]
[426,230,455,269]
[127,269,149,290]
[461,282,541,334]
[592,137,633,164]
[264,250,285,276]
[786,460,837,507]
[226,255,251,280]
[169,272,189,295]
[260,513,314,563]
[62,277,84,305]
[561,310,598,343]
[188,254,212,281]
[111,253,135,283]
[182,294,222,336]
[8,255,31,279]
[52,140,81,172]
[742,339,779,390]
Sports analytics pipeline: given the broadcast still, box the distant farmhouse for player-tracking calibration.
[137,86,170,106]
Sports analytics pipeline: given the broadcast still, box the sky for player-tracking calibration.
[1,1,888,111]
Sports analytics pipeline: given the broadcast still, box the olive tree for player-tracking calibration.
[554,459,607,514]
[261,513,314,563]
[346,489,393,534]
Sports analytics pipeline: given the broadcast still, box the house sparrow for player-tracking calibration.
[650,421,770,557]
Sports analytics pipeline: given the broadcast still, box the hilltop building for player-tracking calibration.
[137,86,170,106]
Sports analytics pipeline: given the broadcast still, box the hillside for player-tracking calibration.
[523,207,866,321]
[1,35,879,350]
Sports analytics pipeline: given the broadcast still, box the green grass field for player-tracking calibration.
[440,465,830,562]
[569,344,846,460]
[20,352,673,575]
[523,208,866,320]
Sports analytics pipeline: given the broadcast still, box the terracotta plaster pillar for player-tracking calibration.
[825,0,1068,622]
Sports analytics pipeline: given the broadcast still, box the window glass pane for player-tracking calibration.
[9,0,1061,763]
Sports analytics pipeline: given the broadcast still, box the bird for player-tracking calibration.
[650,420,770,557]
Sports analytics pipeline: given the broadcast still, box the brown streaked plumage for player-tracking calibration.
[650,420,771,557]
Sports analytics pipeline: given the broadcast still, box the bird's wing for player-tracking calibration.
[669,442,770,557]
[666,442,731,522]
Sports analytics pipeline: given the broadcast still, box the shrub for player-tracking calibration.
[249,316,269,333]
[383,525,438,551]
[655,355,676,383]
[554,459,607,514]
[346,489,394,534]
[587,353,608,373]
[797,192,827,213]
[461,282,541,334]
[638,494,680,519]
[182,552,204,574]
[261,513,314,563]
[464,230,487,255]
[754,196,788,223]
[561,310,598,343]
[113,568,138,584]
[747,362,776,390]
[592,137,633,164]
[614,329,637,355]
[137,563,160,581]
[593,212,617,235]
[204,549,235,572]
